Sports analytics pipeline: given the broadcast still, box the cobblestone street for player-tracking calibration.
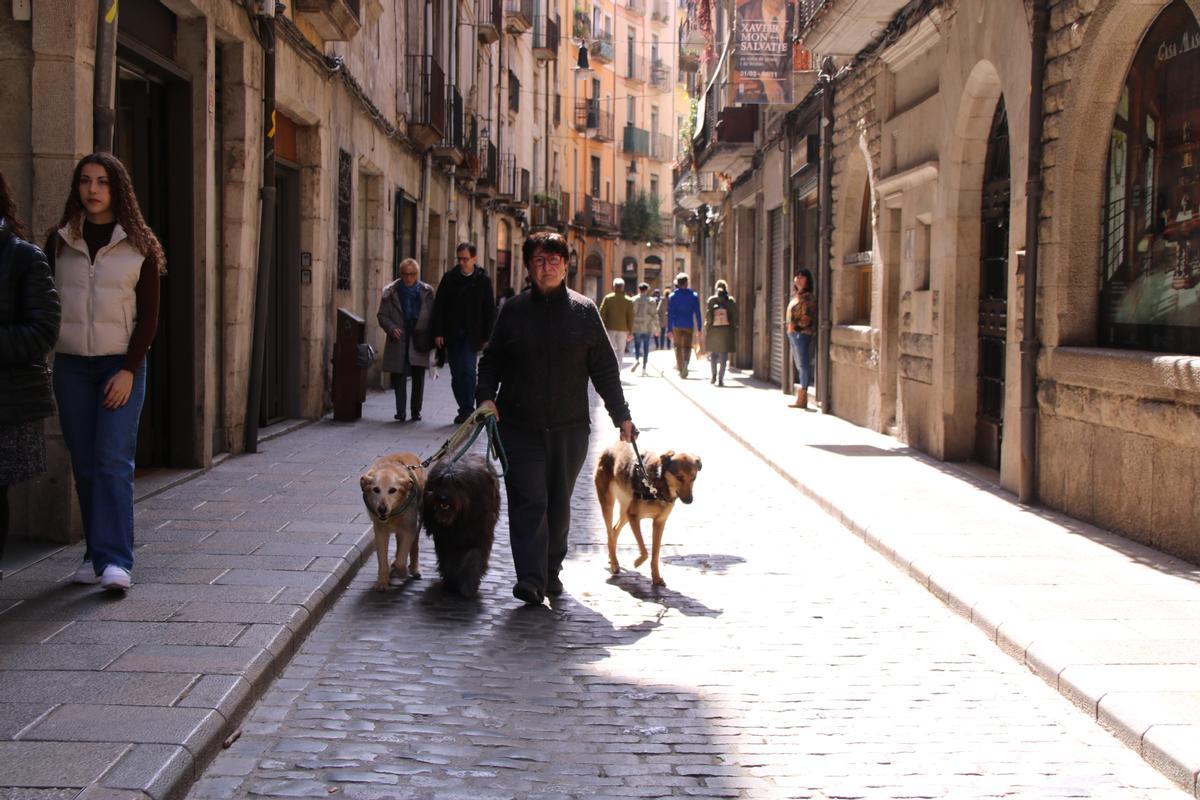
[186,355,1185,800]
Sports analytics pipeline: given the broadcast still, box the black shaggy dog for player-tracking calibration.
[421,454,500,598]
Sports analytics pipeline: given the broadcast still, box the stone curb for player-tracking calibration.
[656,363,1200,799]
[88,532,374,800]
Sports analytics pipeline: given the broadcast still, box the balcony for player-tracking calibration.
[405,55,445,149]
[532,15,559,60]
[497,153,517,199]
[624,56,648,83]
[622,125,650,158]
[674,169,724,210]
[677,16,704,72]
[694,88,758,176]
[624,0,645,15]
[294,0,361,41]
[476,0,501,44]
[576,195,617,232]
[651,0,669,23]
[574,100,615,141]
[659,215,676,242]
[432,85,465,166]
[532,190,566,229]
[459,116,481,181]
[474,139,499,197]
[650,59,670,91]
[797,0,910,58]
[590,31,615,63]
[504,0,534,33]
[649,131,673,161]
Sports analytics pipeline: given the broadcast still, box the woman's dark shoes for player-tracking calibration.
[513,580,544,605]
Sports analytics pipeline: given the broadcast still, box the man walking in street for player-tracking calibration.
[598,278,634,362]
[432,242,496,424]
[630,282,657,372]
[476,231,637,606]
[667,272,702,378]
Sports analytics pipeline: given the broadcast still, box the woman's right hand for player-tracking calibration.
[103,369,134,409]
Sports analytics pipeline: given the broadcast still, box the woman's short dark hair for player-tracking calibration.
[456,242,476,257]
[795,268,814,289]
[522,231,568,265]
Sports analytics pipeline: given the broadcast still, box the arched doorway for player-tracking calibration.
[621,256,638,294]
[975,98,1010,469]
[584,252,603,302]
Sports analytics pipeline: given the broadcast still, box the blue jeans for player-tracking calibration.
[446,333,478,418]
[53,354,147,574]
[789,332,813,389]
[632,333,652,367]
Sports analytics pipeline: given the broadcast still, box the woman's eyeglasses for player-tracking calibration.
[530,255,564,269]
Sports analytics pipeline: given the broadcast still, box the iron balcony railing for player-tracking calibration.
[532,15,559,59]
[625,56,648,83]
[461,115,481,176]
[649,131,672,161]
[574,100,614,141]
[651,0,669,22]
[441,85,464,151]
[476,0,501,42]
[498,152,518,198]
[797,0,829,30]
[650,58,670,90]
[591,30,615,63]
[625,0,645,15]
[519,168,531,206]
[405,55,445,137]
[580,195,617,229]
[504,0,534,32]
[532,190,563,227]
[622,125,650,157]
[476,138,498,188]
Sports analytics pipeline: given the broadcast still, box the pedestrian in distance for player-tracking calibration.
[476,231,638,607]
[704,279,738,386]
[377,258,435,423]
[787,268,817,409]
[655,287,669,349]
[0,170,60,577]
[431,242,495,425]
[598,277,634,363]
[47,152,164,593]
[630,282,657,373]
[667,272,703,378]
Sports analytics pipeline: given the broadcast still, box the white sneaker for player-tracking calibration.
[72,560,100,584]
[100,565,132,591]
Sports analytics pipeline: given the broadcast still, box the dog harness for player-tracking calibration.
[630,440,662,502]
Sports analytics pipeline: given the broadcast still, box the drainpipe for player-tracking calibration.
[816,56,835,414]
[93,0,119,152]
[244,3,278,453]
[1019,0,1049,504]
[782,121,793,394]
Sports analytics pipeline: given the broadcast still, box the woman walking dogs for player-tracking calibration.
[0,171,60,574]
[377,258,435,422]
[48,153,164,593]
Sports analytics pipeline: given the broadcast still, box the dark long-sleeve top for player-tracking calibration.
[0,219,60,423]
[476,282,631,431]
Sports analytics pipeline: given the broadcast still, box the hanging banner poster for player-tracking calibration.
[733,0,795,105]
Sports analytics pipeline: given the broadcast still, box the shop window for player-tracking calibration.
[1099,0,1200,355]
[847,178,873,324]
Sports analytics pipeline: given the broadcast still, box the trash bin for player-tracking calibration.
[332,308,368,421]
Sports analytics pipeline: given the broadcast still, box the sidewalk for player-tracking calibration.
[651,349,1200,798]
[0,375,464,800]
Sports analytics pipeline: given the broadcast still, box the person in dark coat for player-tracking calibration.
[377,258,435,422]
[704,279,738,386]
[476,231,638,606]
[0,170,60,569]
[431,242,496,425]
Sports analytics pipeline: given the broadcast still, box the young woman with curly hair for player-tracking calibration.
[0,170,60,573]
[46,153,164,592]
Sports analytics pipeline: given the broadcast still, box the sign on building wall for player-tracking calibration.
[732,0,795,105]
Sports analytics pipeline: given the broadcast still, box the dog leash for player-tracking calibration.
[421,407,509,477]
[629,438,659,501]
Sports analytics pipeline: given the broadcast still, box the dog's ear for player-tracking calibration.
[695,457,702,471]
[660,450,674,471]
[359,472,374,490]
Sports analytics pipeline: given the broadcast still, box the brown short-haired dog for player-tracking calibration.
[360,453,426,591]
[594,443,702,587]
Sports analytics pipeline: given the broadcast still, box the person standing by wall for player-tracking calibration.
[377,258,434,423]
[786,269,817,408]
[432,242,495,425]
[630,282,657,373]
[0,170,60,575]
[704,279,738,386]
[597,278,634,361]
[667,273,703,378]
[47,153,164,592]
[476,231,637,606]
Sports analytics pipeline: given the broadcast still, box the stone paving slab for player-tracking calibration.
[0,379,464,798]
[656,352,1200,797]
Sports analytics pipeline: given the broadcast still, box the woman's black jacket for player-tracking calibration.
[0,219,60,424]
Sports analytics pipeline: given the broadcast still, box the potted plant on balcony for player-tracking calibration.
[619,191,664,243]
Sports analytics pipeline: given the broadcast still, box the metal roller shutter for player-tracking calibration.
[768,207,785,386]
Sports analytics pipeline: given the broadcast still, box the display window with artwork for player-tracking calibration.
[1099,0,1200,354]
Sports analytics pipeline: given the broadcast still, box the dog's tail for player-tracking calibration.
[593,449,615,500]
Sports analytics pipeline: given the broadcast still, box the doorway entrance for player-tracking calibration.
[975,98,1010,469]
[260,163,301,427]
[115,49,195,468]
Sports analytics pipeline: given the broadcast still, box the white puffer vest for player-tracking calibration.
[54,223,145,357]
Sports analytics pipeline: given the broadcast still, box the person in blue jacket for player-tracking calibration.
[666,272,702,378]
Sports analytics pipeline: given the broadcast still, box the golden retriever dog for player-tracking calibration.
[594,443,702,587]
[360,452,426,591]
